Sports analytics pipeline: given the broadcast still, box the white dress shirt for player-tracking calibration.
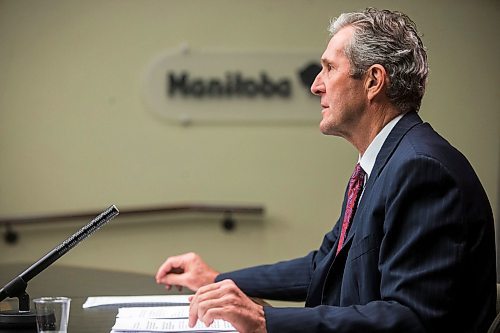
[359,114,403,181]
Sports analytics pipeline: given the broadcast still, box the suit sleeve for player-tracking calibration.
[216,217,342,302]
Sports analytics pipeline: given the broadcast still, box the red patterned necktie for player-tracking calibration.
[336,163,366,255]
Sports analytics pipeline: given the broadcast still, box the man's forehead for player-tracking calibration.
[321,41,339,61]
[321,28,352,62]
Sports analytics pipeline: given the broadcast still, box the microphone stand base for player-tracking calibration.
[0,310,36,329]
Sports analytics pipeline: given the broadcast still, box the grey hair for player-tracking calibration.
[329,8,428,114]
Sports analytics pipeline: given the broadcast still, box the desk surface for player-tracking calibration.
[0,263,179,333]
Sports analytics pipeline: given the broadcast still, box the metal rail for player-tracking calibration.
[0,203,265,245]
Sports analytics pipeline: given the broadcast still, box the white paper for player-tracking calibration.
[117,306,190,319]
[111,317,237,332]
[82,295,191,308]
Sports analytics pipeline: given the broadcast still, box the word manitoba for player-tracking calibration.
[167,71,292,98]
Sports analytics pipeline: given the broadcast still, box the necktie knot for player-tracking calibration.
[351,163,365,184]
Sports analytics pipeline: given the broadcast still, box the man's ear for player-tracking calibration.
[365,64,387,101]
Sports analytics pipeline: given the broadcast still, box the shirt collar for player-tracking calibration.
[359,114,403,179]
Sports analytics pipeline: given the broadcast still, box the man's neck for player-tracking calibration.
[349,105,400,156]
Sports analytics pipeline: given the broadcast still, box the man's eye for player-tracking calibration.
[327,64,334,71]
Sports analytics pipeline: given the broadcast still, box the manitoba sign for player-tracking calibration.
[142,46,321,124]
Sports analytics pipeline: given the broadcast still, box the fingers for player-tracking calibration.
[191,301,226,328]
[188,280,237,327]
[189,282,221,327]
[160,270,188,287]
[189,282,213,327]
[156,252,220,292]
[188,294,200,327]
[188,280,266,333]
[155,256,183,283]
[155,259,173,283]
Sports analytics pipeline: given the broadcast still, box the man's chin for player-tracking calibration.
[319,121,341,137]
[319,125,334,136]
[319,119,332,134]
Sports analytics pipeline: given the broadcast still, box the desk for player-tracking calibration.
[0,263,178,333]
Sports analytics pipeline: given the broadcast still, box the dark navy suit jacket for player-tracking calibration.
[217,112,496,332]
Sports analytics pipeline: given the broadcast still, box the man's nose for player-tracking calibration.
[310,73,324,96]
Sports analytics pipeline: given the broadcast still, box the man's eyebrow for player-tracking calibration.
[321,57,335,67]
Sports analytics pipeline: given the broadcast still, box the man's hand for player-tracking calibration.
[189,279,267,333]
[155,252,218,291]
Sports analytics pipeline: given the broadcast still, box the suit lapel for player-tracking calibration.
[341,112,423,247]
[369,111,423,183]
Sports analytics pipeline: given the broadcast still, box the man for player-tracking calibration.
[155,8,496,333]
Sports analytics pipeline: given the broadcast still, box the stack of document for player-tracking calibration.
[82,295,238,333]
[110,306,238,332]
[83,295,192,308]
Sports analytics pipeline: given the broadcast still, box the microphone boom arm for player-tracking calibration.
[0,205,119,304]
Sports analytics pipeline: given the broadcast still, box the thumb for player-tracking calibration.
[161,271,189,288]
[156,257,185,282]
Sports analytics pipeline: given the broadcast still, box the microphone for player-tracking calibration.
[0,205,119,328]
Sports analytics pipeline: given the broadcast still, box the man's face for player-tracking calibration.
[311,26,367,138]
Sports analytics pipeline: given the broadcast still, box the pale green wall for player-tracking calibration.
[0,0,498,279]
